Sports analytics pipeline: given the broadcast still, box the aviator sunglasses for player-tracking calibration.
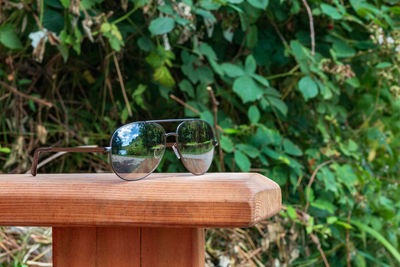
[31,119,218,181]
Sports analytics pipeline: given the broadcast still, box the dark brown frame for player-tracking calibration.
[31,119,217,180]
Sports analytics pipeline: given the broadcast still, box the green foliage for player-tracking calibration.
[1,0,400,266]
[0,24,23,50]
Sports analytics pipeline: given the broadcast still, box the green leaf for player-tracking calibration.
[283,139,302,156]
[351,220,400,264]
[233,75,263,103]
[247,0,268,10]
[290,40,310,74]
[178,79,195,97]
[320,4,343,20]
[245,55,256,74]
[248,105,260,124]
[149,17,175,35]
[132,84,147,110]
[221,63,244,77]
[60,0,70,8]
[0,24,23,50]
[268,97,288,116]
[236,144,259,158]
[153,66,175,87]
[137,37,154,52]
[0,146,11,154]
[246,25,258,48]
[199,43,217,60]
[376,62,392,68]
[195,9,216,22]
[234,150,251,171]
[220,135,234,152]
[298,76,318,101]
[333,39,356,58]
[286,205,297,219]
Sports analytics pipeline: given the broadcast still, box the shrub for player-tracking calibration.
[1,0,399,265]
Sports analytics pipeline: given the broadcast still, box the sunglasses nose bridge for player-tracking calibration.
[165,132,177,138]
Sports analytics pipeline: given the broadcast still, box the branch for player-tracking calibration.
[302,0,315,55]
[0,81,53,107]
[310,233,331,267]
[305,160,334,212]
[169,94,200,114]
[112,53,133,117]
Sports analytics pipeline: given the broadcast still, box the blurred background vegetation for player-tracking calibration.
[1,0,400,266]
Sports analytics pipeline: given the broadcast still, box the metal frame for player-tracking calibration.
[31,119,218,181]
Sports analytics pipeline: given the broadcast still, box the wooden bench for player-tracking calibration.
[0,173,281,266]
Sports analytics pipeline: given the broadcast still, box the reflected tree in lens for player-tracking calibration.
[177,120,214,174]
[111,122,165,180]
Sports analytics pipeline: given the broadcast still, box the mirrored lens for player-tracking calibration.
[110,122,165,180]
[177,120,215,174]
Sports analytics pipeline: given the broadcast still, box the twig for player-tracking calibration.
[112,53,133,117]
[302,0,315,55]
[267,16,288,48]
[207,86,225,172]
[169,94,200,114]
[309,233,330,267]
[0,81,52,107]
[305,160,334,212]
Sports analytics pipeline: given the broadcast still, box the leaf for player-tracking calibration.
[220,135,234,152]
[246,25,258,48]
[199,43,217,60]
[149,17,175,35]
[247,0,268,10]
[0,146,11,154]
[236,144,259,158]
[233,75,263,103]
[153,66,175,87]
[290,40,310,74]
[333,39,356,58]
[248,105,260,124]
[221,63,244,77]
[178,79,195,97]
[195,9,216,22]
[376,62,392,68]
[251,74,269,87]
[0,24,23,50]
[351,220,400,264]
[137,37,154,52]
[298,76,318,101]
[283,138,302,156]
[60,0,70,8]
[132,84,147,110]
[245,55,256,74]
[320,3,342,20]
[286,205,297,219]
[234,150,251,171]
[268,97,287,116]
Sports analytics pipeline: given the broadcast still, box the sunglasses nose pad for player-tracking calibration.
[172,144,181,159]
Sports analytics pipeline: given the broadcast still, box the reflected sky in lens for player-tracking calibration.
[115,124,140,146]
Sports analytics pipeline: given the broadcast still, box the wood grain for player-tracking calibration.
[0,173,281,227]
[53,227,202,267]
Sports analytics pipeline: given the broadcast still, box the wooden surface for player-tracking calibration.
[53,227,204,267]
[0,173,281,227]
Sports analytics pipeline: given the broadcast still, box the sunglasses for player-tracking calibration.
[31,119,218,181]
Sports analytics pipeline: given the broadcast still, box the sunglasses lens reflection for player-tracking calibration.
[110,122,165,180]
[177,120,214,174]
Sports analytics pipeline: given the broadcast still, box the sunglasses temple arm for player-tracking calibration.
[31,146,110,176]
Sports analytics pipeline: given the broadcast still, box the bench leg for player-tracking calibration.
[53,227,205,267]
